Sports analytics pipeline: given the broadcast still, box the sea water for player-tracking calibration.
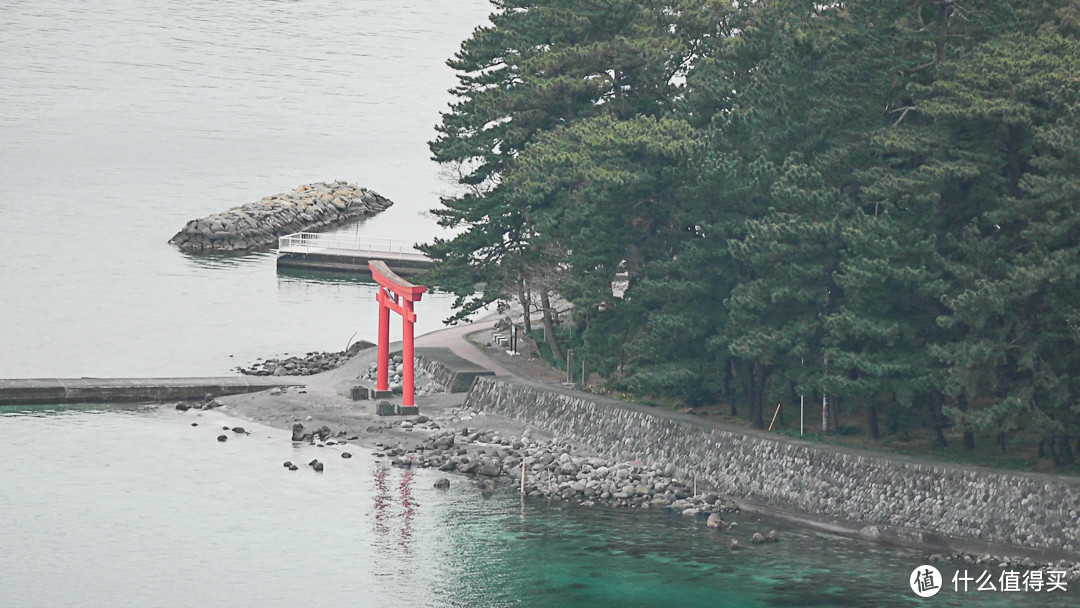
[0,0,492,378]
[0,407,1071,607]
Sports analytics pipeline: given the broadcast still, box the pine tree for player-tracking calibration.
[922,28,1080,460]
[424,0,702,322]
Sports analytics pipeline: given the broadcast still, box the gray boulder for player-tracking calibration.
[706,513,728,529]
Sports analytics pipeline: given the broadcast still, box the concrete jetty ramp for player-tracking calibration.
[0,377,304,406]
[416,347,496,393]
[276,232,434,276]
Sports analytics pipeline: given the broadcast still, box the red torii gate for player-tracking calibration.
[369,260,426,414]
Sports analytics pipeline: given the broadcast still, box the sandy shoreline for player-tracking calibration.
[214,346,547,450]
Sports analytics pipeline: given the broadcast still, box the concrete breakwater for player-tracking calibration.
[169,181,393,252]
[464,376,1080,563]
[0,377,302,406]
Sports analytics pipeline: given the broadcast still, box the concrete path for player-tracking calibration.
[0,376,304,406]
[415,319,514,377]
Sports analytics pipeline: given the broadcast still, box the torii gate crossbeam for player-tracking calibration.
[369,260,427,414]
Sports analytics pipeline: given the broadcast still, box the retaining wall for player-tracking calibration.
[464,376,1080,559]
[415,347,495,393]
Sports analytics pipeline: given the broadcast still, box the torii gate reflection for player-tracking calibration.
[369,260,426,413]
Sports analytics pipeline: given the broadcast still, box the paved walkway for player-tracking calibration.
[414,319,514,376]
[416,314,568,386]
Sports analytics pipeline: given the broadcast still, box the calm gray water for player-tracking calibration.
[0,0,491,378]
[1,3,1075,606]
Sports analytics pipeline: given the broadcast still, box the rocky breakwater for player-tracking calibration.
[238,341,374,377]
[362,408,740,516]
[169,181,393,252]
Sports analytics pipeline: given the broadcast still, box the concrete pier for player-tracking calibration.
[276,232,434,276]
[0,377,304,406]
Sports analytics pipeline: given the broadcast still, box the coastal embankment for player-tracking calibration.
[463,375,1080,565]
[14,318,1076,576]
[168,181,393,252]
[205,326,1080,577]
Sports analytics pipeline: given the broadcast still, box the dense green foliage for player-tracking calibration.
[425,0,1080,465]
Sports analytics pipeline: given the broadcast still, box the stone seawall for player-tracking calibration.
[169,181,393,252]
[465,376,1080,559]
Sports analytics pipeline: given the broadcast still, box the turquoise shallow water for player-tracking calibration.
[0,407,1072,607]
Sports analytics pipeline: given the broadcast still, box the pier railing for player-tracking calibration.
[278,232,429,261]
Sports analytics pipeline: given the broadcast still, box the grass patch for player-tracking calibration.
[528,327,585,374]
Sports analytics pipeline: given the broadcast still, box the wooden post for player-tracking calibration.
[768,402,782,431]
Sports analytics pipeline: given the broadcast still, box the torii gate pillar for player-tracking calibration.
[369,260,427,415]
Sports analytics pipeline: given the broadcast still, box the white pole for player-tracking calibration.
[800,394,804,437]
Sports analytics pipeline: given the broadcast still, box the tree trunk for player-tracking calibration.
[996,432,1007,454]
[725,358,736,416]
[962,431,975,452]
[928,400,948,448]
[756,365,769,429]
[1050,433,1075,467]
[517,281,532,334]
[958,395,975,452]
[747,363,759,428]
[540,291,562,363]
[748,362,767,429]
[866,400,880,440]
[828,395,839,432]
